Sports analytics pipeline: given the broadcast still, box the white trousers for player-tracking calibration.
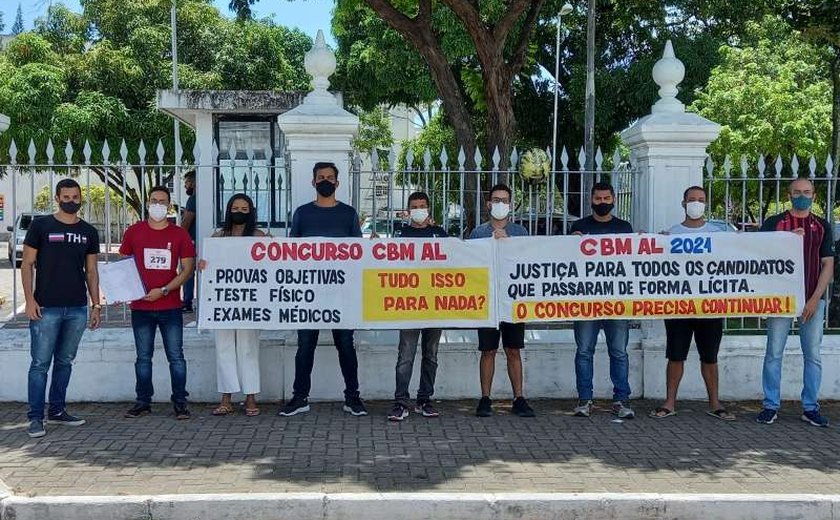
[215,329,261,395]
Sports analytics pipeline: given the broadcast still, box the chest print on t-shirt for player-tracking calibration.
[143,242,173,270]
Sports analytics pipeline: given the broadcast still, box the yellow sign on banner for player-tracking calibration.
[362,267,490,321]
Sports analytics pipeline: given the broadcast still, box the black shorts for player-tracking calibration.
[664,318,724,363]
[477,322,525,351]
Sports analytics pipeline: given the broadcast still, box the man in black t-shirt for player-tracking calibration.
[570,182,635,419]
[279,162,366,418]
[22,178,101,438]
[387,192,447,421]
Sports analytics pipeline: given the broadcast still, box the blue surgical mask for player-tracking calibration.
[791,195,813,211]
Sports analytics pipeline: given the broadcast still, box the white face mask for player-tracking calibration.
[148,203,169,222]
[490,202,510,220]
[409,208,429,224]
[685,201,705,220]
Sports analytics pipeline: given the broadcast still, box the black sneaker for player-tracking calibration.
[27,420,46,438]
[755,408,778,424]
[124,403,151,418]
[47,411,86,426]
[475,396,493,417]
[343,396,368,416]
[174,403,191,420]
[181,304,193,313]
[387,403,409,422]
[278,396,310,417]
[415,401,440,418]
[801,409,829,427]
[511,397,535,417]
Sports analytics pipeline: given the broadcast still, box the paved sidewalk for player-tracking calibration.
[1,400,839,497]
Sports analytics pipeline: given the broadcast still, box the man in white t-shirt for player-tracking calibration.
[649,186,735,421]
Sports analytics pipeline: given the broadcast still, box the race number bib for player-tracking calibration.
[143,248,172,270]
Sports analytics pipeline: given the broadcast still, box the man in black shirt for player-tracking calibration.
[22,178,101,438]
[387,192,447,421]
[570,182,635,419]
[279,162,366,417]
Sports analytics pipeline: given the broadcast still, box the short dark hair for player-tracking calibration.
[407,191,430,206]
[313,162,339,179]
[149,186,171,202]
[184,170,195,180]
[591,182,615,197]
[55,178,81,197]
[487,183,512,200]
[683,185,706,200]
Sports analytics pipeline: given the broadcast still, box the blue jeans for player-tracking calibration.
[28,306,88,421]
[762,299,825,412]
[293,329,359,400]
[131,309,188,405]
[573,319,631,401]
[395,329,441,406]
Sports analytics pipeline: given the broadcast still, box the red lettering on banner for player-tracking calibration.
[632,299,696,316]
[377,272,419,288]
[373,242,415,261]
[580,238,597,256]
[636,237,664,255]
[252,242,266,261]
[430,272,466,288]
[383,296,428,311]
[434,295,485,311]
[420,242,448,260]
[580,237,632,256]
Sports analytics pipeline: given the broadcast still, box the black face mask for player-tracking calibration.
[230,212,249,225]
[186,187,195,196]
[591,203,614,217]
[315,180,337,198]
[59,201,81,214]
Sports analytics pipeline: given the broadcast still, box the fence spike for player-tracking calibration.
[577,147,586,171]
[46,139,55,165]
[612,149,621,171]
[705,156,714,177]
[245,144,255,162]
[65,140,74,165]
[155,139,165,165]
[739,155,748,178]
[174,137,183,165]
[371,148,380,171]
[423,147,432,170]
[27,139,36,165]
[263,141,272,162]
[722,155,732,178]
[227,140,237,163]
[827,155,835,178]
[457,146,466,170]
[791,154,799,176]
[102,140,111,165]
[9,139,17,165]
[560,146,569,171]
[474,147,483,170]
[492,146,501,171]
[774,155,783,178]
[120,139,129,163]
[808,155,817,178]
[406,147,415,169]
[388,147,397,171]
[211,139,219,164]
[595,147,604,171]
[254,171,261,190]
[191,140,201,165]
[83,140,92,164]
[511,147,519,170]
[138,140,147,166]
[439,147,449,169]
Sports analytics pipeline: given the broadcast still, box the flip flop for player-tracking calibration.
[245,407,261,417]
[648,407,676,419]
[706,408,736,421]
[211,404,234,416]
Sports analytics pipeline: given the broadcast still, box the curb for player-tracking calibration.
[2,492,840,520]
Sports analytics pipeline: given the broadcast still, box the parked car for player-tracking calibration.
[361,217,405,238]
[6,212,51,266]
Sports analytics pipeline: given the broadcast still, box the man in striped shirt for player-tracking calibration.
[756,178,834,427]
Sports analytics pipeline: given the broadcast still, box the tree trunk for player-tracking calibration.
[584,0,596,172]
[831,46,840,209]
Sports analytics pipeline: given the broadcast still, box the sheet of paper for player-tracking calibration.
[98,258,147,303]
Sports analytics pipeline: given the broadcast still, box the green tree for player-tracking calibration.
[11,3,24,35]
[353,106,395,157]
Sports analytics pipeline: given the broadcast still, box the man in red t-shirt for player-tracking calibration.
[119,186,196,420]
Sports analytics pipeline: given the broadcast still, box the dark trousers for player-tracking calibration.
[293,329,359,400]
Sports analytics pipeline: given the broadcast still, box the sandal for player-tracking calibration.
[706,408,736,421]
[211,404,234,416]
[648,407,676,419]
[245,407,261,417]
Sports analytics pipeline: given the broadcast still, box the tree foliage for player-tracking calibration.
[11,3,24,35]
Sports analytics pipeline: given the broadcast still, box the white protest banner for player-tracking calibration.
[496,232,805,322]
[199,237,496,330]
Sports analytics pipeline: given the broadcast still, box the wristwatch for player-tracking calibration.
[160,287,170,296]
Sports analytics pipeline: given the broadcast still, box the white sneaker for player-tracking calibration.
[574,400,593,417]
[612,401,635,419]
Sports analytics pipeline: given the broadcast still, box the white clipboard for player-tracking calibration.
[98,258,147,303]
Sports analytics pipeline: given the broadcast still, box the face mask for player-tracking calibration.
[409,208,429,224]
[59,201,81,214]
[791,195,812,211]
[148,203,168,222]
[316,180,337,198]
[230,211,249,225]
[591,203,614,217]
[186,187,195,196]
[685,201,705,220]
[490,202,510,220]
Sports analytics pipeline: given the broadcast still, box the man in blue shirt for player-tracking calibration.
[278,162,366,417]
[470,183,535,418]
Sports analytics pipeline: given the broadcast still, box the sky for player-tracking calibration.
[0,0,336,45]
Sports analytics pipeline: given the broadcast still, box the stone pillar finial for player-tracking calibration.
[651,40,685,114]
[303,30,337,105]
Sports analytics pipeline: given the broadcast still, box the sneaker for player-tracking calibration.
[388,403,409,422]
[47,411,86,426]
[124,403,151,418]
[755,408,778,424]
[612,401,635,419]
[343,396,368,416]
[475,396,493,417]
[574,400,594,417]
[278,396,310,417]
[181,304,193,313]
[511,397,535,417]
[415,401,440,418]
[27,420,46,438]
[801,409,829,427]
[174,403,191,420]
